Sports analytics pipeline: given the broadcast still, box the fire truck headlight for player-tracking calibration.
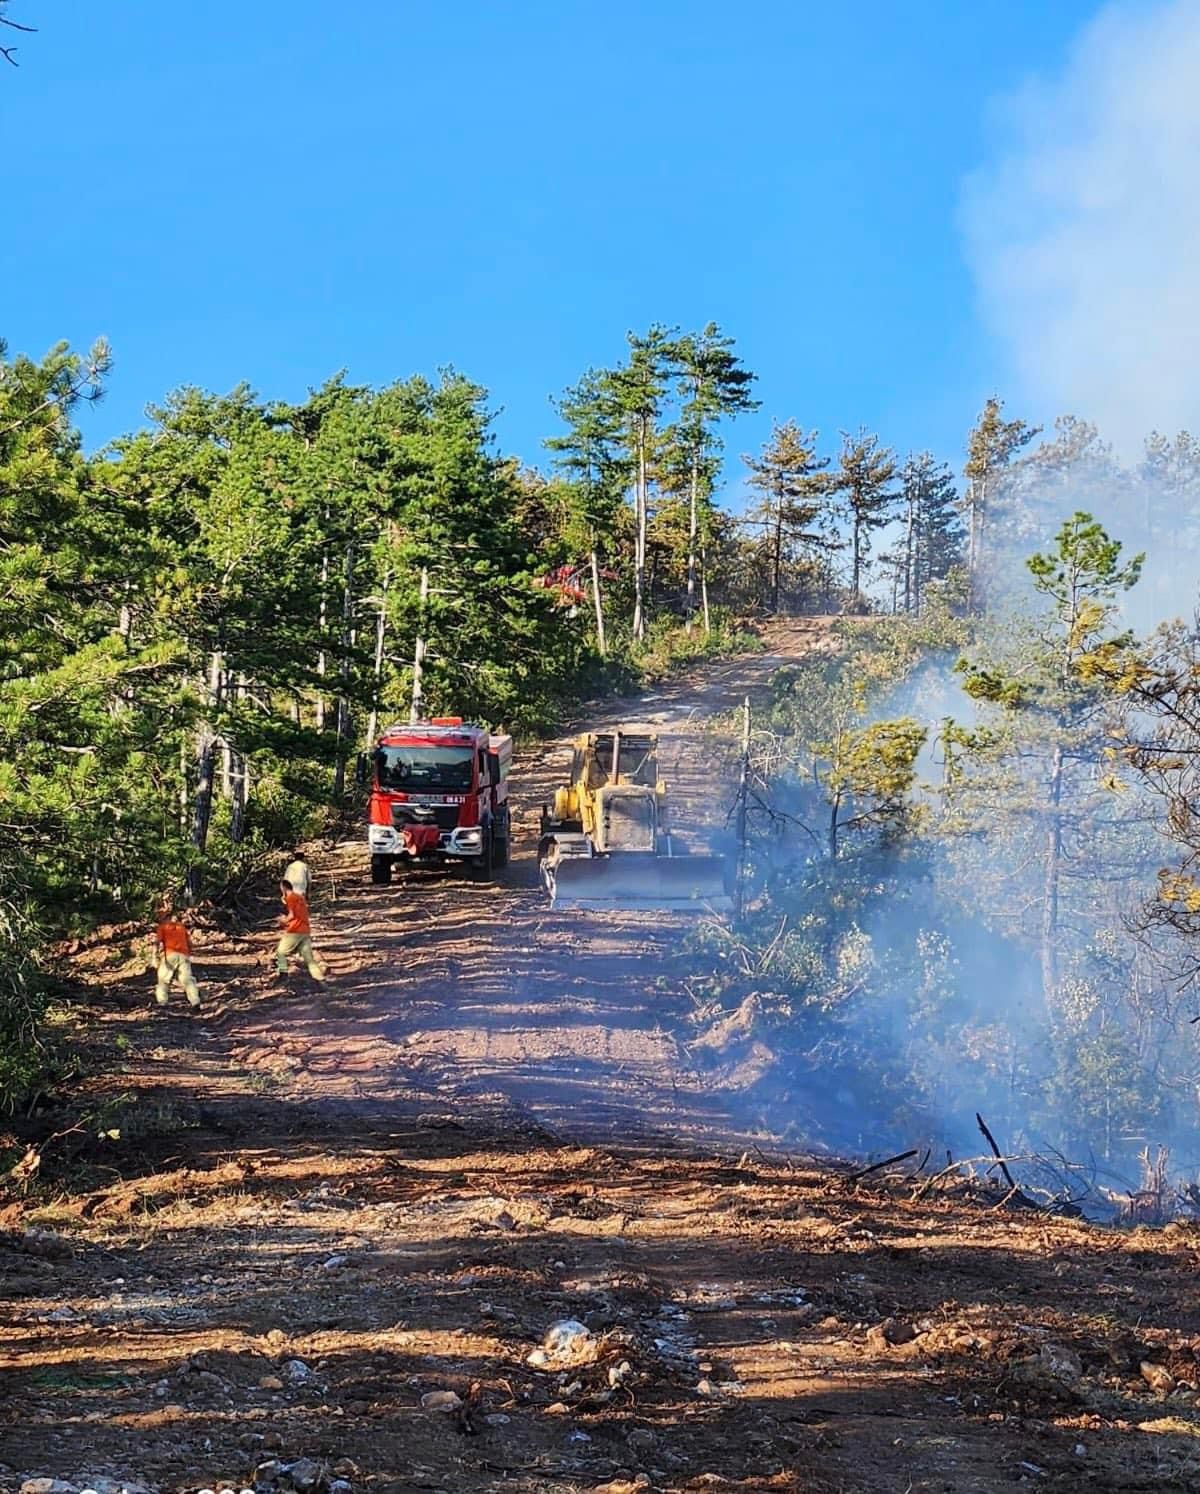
[369,825,397,849]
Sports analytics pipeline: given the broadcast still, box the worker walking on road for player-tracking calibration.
[283,849,309,898]
[274,879,326,983]
[154,902,201,1010]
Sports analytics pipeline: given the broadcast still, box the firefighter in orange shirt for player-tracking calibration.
[154,903,201,1010]
[274,879,326,982]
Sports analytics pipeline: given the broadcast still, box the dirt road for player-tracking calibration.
[5,621,1200,1494]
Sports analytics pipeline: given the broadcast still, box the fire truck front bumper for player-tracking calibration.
[369,825,483,859]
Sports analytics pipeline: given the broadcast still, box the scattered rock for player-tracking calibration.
[328,1483,353,1494]
[286,1460,324,1493]
[420,1390,464,1412]
[19,1480,77,1494]
[608,1359,635,1388]
[485,1413,511,1426]
[320,1254,348,1271]
[281,1359,314,1385]
[528,1318,599,1369]
[1039,1343,1083,1385]
[46,1306,81,1324]
[865,1318,916,1353]
[265,1328,287,1348]
[258,1374,284,1391]
[1141,1360,1176,1394]
[253,1465,282,1486]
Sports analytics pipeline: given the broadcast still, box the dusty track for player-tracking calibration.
[6,620,1200,1494]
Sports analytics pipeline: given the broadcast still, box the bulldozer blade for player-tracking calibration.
[548,853,732,912]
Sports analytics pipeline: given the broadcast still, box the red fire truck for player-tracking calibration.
[361,717,513,885]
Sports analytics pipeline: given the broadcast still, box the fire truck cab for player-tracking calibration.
[362,718,513,886]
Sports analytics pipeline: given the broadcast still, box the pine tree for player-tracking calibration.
[835,428,897,602]
[895,452,963,613]
[743,421,832,614]
[963,397,1039,607]
[671,324,758,632]
[546,369,628,655]
[1137,429,1200,555]
[604,326,677,642]
[956,513,1143,1003]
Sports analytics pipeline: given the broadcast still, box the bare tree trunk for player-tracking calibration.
[903,485,916,615]
[410,566,429,723]
[700,546,711,635]
[589,542,607,657]
[229,674,247,845]
[1041,741,1064,1004]
[851,508,863,599]
[686,446,700,633]
[316,538,329,730]
[365,576,389,749]
[967,475,987,611]
[632,416,648,642]
[178,736,189,835]
[772,476,784,614]
[332,540,355,799]
[186,651,224,903]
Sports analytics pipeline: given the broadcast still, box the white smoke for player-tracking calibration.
[962,0,1200,456]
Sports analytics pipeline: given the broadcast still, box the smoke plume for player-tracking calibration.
[962,0,1200,455]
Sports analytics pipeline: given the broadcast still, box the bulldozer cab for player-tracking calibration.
[581,730,659,790]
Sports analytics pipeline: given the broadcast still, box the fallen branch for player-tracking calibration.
[842,1148,919,1186]
[975,1112,1020,1194]
[912,1152,1028,1203]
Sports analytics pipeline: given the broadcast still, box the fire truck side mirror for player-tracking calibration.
[487,751,502,785]
[355,753,369,787]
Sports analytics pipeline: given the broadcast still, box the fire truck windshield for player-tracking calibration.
[375,745,474,792]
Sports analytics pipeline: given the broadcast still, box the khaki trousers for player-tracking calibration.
[156,952,200,1007]
[275,933,325,980]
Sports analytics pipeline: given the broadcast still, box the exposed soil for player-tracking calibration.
[5,621,1200,1494]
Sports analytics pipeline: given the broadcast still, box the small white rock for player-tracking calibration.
[421,1389,463,1412]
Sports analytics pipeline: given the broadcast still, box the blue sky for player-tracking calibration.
[2,0,1099,489]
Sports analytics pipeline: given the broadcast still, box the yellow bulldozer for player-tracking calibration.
[537,725,732,912]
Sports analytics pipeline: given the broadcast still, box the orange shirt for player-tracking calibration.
[157,920,191,956]
[283,891,311,935]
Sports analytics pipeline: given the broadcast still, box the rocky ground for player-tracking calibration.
[5,623,1200,1494]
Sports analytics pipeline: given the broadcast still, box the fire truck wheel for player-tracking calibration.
[494,829,509,869]
[470,828,495,883]
[370,854,393,886]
